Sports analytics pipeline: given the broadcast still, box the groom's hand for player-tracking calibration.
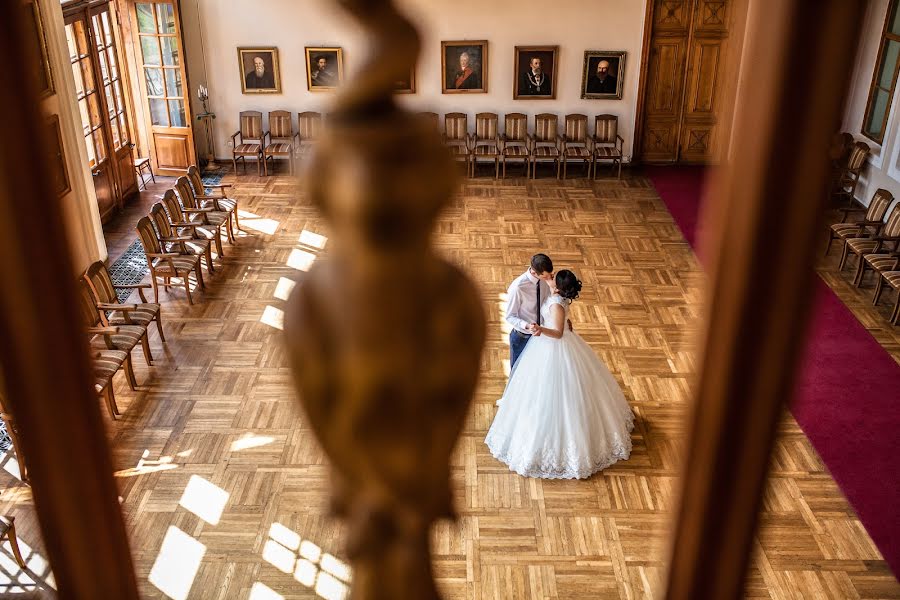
[531,324,542,336]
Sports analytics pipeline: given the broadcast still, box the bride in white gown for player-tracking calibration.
[485,270,634,479]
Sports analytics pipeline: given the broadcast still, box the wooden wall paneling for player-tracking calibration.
[0,1,140,598]
[663,0,865,598]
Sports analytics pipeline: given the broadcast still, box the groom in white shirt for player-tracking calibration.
[505,254,554,370]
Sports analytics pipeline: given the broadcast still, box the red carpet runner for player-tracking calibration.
[646,166,900,577]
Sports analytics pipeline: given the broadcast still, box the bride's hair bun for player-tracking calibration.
[555,270,582,301]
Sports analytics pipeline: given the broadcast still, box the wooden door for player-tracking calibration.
[130,0,195,175]
[637,0,731,164]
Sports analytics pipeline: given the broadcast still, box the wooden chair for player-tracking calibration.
[136,215,205,305]
[83,260,165,343]
[187,165,240,233]
[77,277,145,391]
[471,112,499,178]
[824,188,893,256]
[162,188,225,261]
[264,110,299,176]
[133,156,154,191]
[839,202,900,282]
[529,113,560,179]
[87,333,129,419]
[592,114,624,179]
[296,112,323,160]
[561,114,590,179]
[0,393,27,483]
[832,140,871,205]
[175,175,234,249]
[442,112,471,173]
[150,202,215,275]
[418,112,440,132]
[501,113,529,179]
[231,111,264,175]
[873,267,900,324]
[0,516,28,568]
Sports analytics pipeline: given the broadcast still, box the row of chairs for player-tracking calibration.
[230,109,625,180]
[135,166,240,305]
[430,112,623,180]
[826,187,900,324]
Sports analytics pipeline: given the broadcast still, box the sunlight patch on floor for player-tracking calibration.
[237,209,280,235]
[115,449,179,478]
[262,523,350,600]
[0,536,56,595]
[231,433,275,452]
[260,305,285,331]
[299,230,327,250]
[149,526,206,600]
[274,277,297,301]
[287,249,316,272]
[249,582,284,599]
[179,476,229,526]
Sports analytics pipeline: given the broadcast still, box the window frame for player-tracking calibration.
[862,0,900,144]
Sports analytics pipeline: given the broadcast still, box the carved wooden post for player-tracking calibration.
[283,1,485,599]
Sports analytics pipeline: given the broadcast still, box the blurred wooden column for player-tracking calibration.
[0,2,139,598]
[665,1,863,599]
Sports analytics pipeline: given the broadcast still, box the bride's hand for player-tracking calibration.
[532,325,543,336]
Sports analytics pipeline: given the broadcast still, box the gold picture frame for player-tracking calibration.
[513,45,559,100]
[581,50,626,100]
[305,47,344,91]
[441,40,488,94]
[47,115,70,197]
[393,66,416,94]
[237,47,281,94]
[27,0,54,98]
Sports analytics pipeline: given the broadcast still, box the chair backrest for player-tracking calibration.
[136,216,163,256]
[865,189,895,222]
[239,111,263,142]
[84,261,117,306]
[186,165,204,197]
[829,132,854,162]
[883,203,900,238]
[418,112,439,130]
[846,141,871,171]
[298,112,323,140]
[564,114,588,143]
[594,114,619,144]
[269,110,293,139]
[161,188,185,223]
[150,202,174,239]
[76,278,102,329]
[174,176,198,210]
[475,112,498,140]
[504,113,528,141]
[533,113,558,142]
[444,112,468,141]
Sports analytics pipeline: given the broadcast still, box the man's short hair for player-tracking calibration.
[316,55,328,64]
[531,253,553,275]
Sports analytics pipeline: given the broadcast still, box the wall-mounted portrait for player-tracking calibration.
[237,47,281,94]
[26,0,53,97]
[47,116,70,197]
[441,41,487,94]
[306,47,344,91]
[393,67,416,94]
[513,45,558,100]
[582,50,626,99]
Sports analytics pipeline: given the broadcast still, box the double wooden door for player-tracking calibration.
[638,0,732,163]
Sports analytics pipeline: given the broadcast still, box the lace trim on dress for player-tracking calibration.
[485,405,635,480]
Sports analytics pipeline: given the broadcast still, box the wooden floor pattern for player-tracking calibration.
[0,169,897,599]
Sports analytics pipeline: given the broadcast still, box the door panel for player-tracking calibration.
[154,132,190,169]
[93,168,117,222]
[116,147,138,197]
[642,36,689,162]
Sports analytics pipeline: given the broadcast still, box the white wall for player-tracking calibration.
[180,0,648,161]
[842,0,900,209]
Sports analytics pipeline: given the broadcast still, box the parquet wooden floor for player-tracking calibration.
[0,168,897,599]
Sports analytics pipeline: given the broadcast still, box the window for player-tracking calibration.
[66,19,105,166]
[136,3,186,128]
[863,0,900,143]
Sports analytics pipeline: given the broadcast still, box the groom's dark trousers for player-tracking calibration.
[509,330,531,371]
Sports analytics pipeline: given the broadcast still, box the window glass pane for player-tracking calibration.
[136,4,156,33]
[161,37,179,66]
[145,67,164,96]
[102,11,113,46]
[892,1,900,35]
[88,93,102,127]
[114,80,125,110]
[879,40,900,89]
[97,47,109,84]
[149,98,167,126]
[110,119,120,149]
[84,133,95,166]
[157,3,175,34]
[140,36,160,65]
[80,58,95,92]
[105,85,117,117]
[94,131,106,162]
[119,114,129,144]
[168,99,186,127]
[71,61,85,97]
[865,88,891,138]
[65,24,78,60]
[107,47,118,80]
[91,15,103,49]
[165,68,182,97]
[78,99,91,135]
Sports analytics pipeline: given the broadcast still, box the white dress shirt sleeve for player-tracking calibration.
[505,280,530,332]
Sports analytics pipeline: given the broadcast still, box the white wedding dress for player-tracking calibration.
[485,294,634,479]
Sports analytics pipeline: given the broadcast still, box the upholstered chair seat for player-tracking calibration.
[825,188,893,256]
[187,165,240,233]
[231,111,264,175]
[592,114,624,179]
[873,269,900,324]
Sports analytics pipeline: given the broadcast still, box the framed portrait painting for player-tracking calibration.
[393,67,416,94]
[513,45,558,100]
[47,116,70,197]
[306,47,344,91]
[237,47,281,94]
[441,41,487,94]
[26,0,53,97]
[581,50,626,99]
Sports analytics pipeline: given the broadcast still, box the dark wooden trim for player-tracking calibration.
[632,0,656,163]
[663,1,864,598]
[0,2,140,597]
[862,0,900,144]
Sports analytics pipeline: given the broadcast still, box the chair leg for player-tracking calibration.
[839,245,851,270]
[233,202,242,232]
[183,275,193,305]
[213,228,225,258]
[124,355,137,390]
[151,276,159,303]
[195,263,205,290]
[140,334,153,366]
[205,246,215,273]
[232,155,238,175]
[563,158,567,179]
[617,158,622,179]
[824,233,835,256]
[106,385,120,417]
[873,275,885,305]
[556,159,561,180]
[892,293,900,325]
[155,314,166,343]
[853,258,868,287]
[5,520,26,569]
